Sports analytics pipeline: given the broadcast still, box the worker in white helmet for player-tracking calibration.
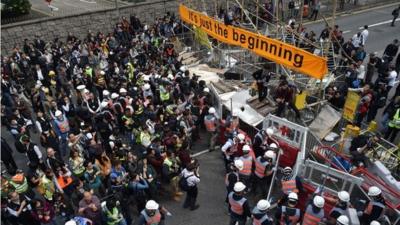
[204,107,219,152]
[359,186,386,224]
[225,133,247,163]
[252,199,273,225]
[238,144,253,191]
[224,109,240,138]
[64,217,93,225]
[370,221,380,225]
[253,150,276,198]
[280,166,304,205]
[328,191,351,225]
[228,182,251,225]
[275,192,301,225]
[137,200,170,225]
[53,110,70,157]
[225,160,243,203]
[302,195,325,225]
[336,215,349,225]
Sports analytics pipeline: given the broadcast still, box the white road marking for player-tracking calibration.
[191,149,210,157]
[80,0,97,3]
[342,30,351,34]
[359,18,400,29]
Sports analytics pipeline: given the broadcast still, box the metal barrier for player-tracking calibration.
[301,159,364,195]
[208,83,223,118]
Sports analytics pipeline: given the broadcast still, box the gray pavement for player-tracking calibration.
[304,3,400,54]
[29,0,123,17]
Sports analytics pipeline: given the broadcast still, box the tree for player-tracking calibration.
[1,0,32,17]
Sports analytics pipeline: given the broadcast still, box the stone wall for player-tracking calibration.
[0,0,216,55]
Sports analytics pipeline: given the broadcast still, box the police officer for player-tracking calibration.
[238,145,253,191]
[204,107,219,152]
[359,186,386,224]
[302,195,325,225]
[252,199,273,225]
[328,191,351,225]
[253,129,267,157]
[275,192,301,225]
[253,150,275,198]
[228,182,251,225]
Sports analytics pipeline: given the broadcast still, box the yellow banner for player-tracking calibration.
[179,4,328,79]
[194,25,212,50]
[343,91,361,122]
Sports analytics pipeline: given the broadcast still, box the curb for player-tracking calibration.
[303,1,399,25]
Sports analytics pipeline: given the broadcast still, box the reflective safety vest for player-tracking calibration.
[9,176,28,194]
[135,105,144,115]
[365,200,385,217]
[254,157,268,178]
[55,116,70,134]
[204,115,216,132]
[140,131,151,148]
[141,209,162,225]
[388,109,400,129]
[280,206,301,225]
[281,179,298,195]
[252,208,271,225]
[239,155,253,176]
[105,207,123,225]
[57,176,73,189]
[126,62,135,81]
[159,85,170,102]
[302,205,324,225]
[225,171,239,187]
[228,192,246,215]
[38,175,55,201]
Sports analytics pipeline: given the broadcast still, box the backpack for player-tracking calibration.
[179,174,193,191]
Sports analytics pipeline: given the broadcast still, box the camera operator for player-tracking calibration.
[349,134,380,168]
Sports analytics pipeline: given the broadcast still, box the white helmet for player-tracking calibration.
[111,93,119,99]
[370,221,380,225]
[288,192,298,201]
[77,84,86,91]
[242,145,251,152]
[269,143,278,149]
[65,220,77,225]
[102,90,110,96]
[144,84,151,90]
[55,110,62,117]
[143,75,150,81]
[368,186,381,196]
[283,167,292,174]
[264,150,276,159]
[256,199,270,211]
[234,182,246,192]
[101,101,109,108]
[119,88,127,94]
[167,74,174,80]
[338,191,350,202]
[208,107,216,114]
[337,215,349,225]
[266,128,274,136]
[234,160,244,170]
[203,87,210,93]
[145,200,159,210]
[100,70,105,75]
[237,133,245,142]
[180,66,187,72]
[313,196,325,208]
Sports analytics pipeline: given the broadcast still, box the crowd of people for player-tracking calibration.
[0,2,399,225]
[1,12,211,225]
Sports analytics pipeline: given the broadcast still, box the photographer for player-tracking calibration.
[349,134,380,168]
[181,160,200,211]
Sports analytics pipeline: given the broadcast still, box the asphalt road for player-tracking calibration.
[304,3,400,55]
[29,0,123,16]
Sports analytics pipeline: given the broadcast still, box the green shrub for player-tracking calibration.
[1,0,32,17]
